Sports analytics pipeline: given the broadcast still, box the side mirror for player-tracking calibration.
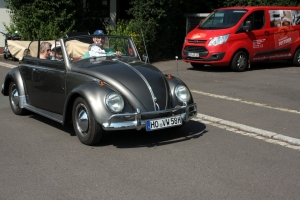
[243,21,252,32]
[142,54,149,63]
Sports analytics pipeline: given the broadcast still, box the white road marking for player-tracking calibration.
[191,89,300,114]
[0,62,17,69]
[195,113,300,150]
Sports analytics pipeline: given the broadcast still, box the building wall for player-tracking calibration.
[0,0,11,52]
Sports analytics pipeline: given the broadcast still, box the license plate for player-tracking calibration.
[146,115,182,131]
[188,52,199,57]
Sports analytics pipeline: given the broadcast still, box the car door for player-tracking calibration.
[244,10,271,62]
[32,59,66,114]
[268,9,297,61]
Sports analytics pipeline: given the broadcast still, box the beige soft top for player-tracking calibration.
[7,40,90,60]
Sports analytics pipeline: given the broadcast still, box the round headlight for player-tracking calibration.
[175,85,190,103]
[105,92,124,113]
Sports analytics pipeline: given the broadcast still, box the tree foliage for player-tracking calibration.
[4,0,81,40]
[126,0,218,61]
[4,0,112,40]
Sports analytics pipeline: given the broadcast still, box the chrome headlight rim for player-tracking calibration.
[175,85,191,103]
[105,92,124,113]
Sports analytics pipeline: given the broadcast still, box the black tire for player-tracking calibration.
[230,51,248,72]
[191,63,204,68]
[72,97,103,145]
[9,82,28,115]
[292,48,300,66]
[4,54,8,60]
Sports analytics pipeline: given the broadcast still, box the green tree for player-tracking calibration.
[127,0,218,61]
[4,0,79,40]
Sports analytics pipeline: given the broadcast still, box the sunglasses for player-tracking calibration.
[46,49,51,52]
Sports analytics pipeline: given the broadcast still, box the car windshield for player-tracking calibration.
[64,35,138,61]
[199,9,247,29]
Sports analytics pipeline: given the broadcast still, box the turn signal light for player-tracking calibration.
[99,81,105,86]
[166,74,172,79]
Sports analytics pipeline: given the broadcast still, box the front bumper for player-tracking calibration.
[102,103,197,131]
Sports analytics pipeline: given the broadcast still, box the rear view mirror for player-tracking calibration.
[243,21,252,32]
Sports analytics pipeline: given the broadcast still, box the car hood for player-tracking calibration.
[186,28,230,40]
[72,59,169,111]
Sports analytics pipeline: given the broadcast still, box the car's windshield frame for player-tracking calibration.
[199,9,248,29]
[63,35,139,62]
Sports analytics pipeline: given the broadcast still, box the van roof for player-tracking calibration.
[217,6,300,11]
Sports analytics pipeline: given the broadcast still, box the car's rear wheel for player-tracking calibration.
[292,48,300,66]
[191,63,204,68]
[9,82,28,115]
[72,97,103,145]
[230,51,248,72]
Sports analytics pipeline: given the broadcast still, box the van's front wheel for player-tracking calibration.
[292,49,300,66]
[231,51,248,72]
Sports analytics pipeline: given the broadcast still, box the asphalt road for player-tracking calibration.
[1,56,300,200]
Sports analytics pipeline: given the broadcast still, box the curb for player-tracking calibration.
[196,113,300,147]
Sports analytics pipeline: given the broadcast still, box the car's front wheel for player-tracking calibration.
[72,97,103,145]
[9,82,28,115]
[292,48,300,66]
[230,51,248,72]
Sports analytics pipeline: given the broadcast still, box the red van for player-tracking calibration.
[182,6,300,71]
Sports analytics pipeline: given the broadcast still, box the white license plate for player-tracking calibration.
[146,115,182,131]
[188,52,199,57]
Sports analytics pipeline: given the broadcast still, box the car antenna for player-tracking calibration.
[141,29,150,64]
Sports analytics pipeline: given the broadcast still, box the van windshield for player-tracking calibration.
[199,9,247,29]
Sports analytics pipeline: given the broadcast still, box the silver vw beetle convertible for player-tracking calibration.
[2,34,197,145]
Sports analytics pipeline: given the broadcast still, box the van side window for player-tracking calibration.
[244,10,265,30]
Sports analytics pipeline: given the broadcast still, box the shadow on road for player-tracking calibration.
[187,60,294,73]
[100,120,207,148]
[28,113,206,148]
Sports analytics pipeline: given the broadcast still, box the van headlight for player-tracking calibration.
[175,85,190,103]
[208,34,230,46]
[105,92,124,113]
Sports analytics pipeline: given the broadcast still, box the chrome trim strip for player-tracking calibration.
[24,104,63,123]
[117,60,157,110]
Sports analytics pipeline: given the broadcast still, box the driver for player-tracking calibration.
[83,30,122,58]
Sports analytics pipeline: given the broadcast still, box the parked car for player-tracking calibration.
[182,6,300,72]
[1,34,197,145]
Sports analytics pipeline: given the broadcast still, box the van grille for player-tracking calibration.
[184,46,207,53]
[188,39,206,44]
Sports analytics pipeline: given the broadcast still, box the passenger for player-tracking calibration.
[39,42,52,59]
[83,30,122,58]
[50,41,63,61]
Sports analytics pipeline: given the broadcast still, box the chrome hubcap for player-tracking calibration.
[297,53,300,63]
[75,103,89,137]
[237,54,246,69]
[11,84,19,108]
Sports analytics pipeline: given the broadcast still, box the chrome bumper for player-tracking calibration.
[102,103,197,131]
